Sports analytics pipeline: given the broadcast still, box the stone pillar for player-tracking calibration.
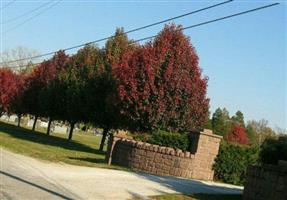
[191,129,222,180]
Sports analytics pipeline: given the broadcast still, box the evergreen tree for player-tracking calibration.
[212,108,231,136]
[231,110,245,127]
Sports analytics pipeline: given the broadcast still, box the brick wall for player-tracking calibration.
[243,162,287,200]
[106,129,222,181]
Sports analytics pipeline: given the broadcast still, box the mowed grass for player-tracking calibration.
[146,193,242,200]
[0,121,125,170]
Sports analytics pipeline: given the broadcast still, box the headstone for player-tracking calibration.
[9,115,18,123]
[27,120,34,127]
[54,125,68,134]
[0,114,9,121]
[40,121,48,128]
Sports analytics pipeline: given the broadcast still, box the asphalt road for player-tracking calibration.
[0,149,243,200]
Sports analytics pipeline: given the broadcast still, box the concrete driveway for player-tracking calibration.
[0,149,243,200]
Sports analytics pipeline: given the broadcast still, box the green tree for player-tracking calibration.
[231,110,245,127]
[105,27,130,65]
[39,75,67,135]
[63,45,103,140]
[38,51,69,135]
[96,27,132,151]
[204,118,212,130]
[48,45,105,140]
[211,108,231,136]
[246,124,257,145]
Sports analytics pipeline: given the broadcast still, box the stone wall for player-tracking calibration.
[243,161,287,200]
[106,129,222,181]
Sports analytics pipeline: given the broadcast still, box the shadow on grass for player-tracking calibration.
[0,121,105,155]
[190,193,242,200]
[67,156,106,163]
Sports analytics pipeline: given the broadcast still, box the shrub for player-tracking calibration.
[131,133,151,143]
[259,136,287,165]
[225,124,249,145]
[213,141,258,185]
[131,129,191,151]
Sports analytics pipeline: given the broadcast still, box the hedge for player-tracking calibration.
[259,136,287,165]
[213,141,259,185]
[132,129,191,151]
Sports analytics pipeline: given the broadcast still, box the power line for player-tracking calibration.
[1,1,54,24]
[2,2,279,70]
[3,0,62,34]
[0,0,16,11]
[132,3,280,43]
[0,0,233,65]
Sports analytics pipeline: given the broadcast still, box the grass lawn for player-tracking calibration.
[0,121,125,170]
[146,193,242,200]
[1,121,243,200]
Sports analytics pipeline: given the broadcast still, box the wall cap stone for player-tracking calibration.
[200,129,223,139]
[113,136,195,158]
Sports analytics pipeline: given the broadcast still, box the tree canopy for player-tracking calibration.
[113,24,209,133]
[0,24,210,144]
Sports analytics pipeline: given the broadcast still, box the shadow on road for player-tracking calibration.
[133,172,243,195]
[0,121,105,155]
[0,171,75,200]
[127,190,243,200]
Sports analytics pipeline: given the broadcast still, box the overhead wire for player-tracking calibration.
[132,3,280,44]
[3,0,62,34]
[1,1,55,24]
[0,0,233,65]
[0,0,16,11]
[1,2,280,70]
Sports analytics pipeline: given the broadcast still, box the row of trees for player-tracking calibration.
[0,24,210,150]
[206,107,282,146]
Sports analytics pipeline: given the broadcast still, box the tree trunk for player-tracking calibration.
[32,115,38,131]
[99,128,109,151]
[47,118,52,135]
[17,114,21,127]
[68,122,75,140]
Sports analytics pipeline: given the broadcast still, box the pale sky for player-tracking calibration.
[1,0,286,129]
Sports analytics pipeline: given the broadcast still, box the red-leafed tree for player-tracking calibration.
[37,51,70,134]
[225,124,249,145]
[0,68,16,114]
[22,68,44,131]
[22,63,52,131]
[113,24,209,133]
[0,68,25,126]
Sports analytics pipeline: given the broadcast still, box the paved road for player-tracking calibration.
[0,149,243,200]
